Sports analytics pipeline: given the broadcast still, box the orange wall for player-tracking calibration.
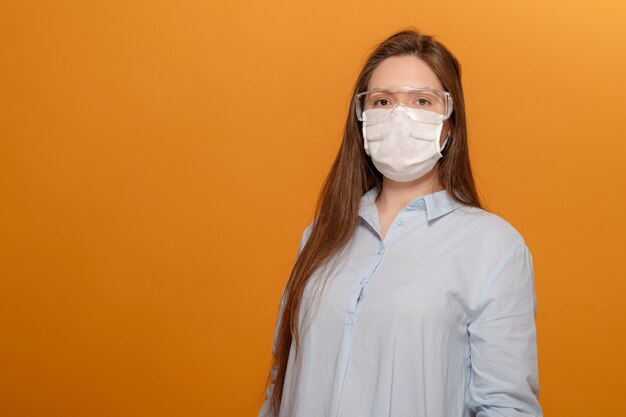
[1,1,625,416]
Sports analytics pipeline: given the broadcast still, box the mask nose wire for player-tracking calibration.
[389,103,416,122]
[389,103,410,118]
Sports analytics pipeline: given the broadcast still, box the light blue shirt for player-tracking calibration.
[259,186,542,417]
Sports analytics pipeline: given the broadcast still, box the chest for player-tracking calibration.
[298,224,483,341]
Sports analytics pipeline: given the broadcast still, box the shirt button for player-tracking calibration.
[398,219,405,226]
[378,248,385,255]
[346,312,355,324]
[418,200,425,207]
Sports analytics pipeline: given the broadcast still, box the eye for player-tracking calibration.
[416,98,432,106]
[373,98,392,107]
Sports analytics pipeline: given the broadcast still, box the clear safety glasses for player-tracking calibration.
[355,86,453,124]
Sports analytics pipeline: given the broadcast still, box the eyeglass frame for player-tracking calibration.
[354,86,454,123]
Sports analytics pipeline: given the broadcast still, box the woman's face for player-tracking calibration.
[367,55,451,148]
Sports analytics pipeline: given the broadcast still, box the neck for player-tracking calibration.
[375,164,444,211]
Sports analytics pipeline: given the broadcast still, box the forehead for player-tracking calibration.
[368,55,444,91]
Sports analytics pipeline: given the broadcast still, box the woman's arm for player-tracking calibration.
[257,289,286,417]
[467,243,543,417]
[258,224,313,417]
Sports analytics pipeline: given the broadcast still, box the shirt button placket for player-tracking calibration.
[345,311,355,325]
[351,244,385,321]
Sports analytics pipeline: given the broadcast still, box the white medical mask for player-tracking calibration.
[362,104,449,182]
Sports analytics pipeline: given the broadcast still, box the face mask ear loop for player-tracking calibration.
[362,120,371,156]
[440,132,451,154]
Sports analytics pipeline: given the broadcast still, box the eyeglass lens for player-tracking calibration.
[360,89,447,116]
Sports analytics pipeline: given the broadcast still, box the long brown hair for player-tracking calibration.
[263,28,482,416]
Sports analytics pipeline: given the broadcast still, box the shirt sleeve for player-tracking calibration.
[467,243,543,417]
[258,225,312,417]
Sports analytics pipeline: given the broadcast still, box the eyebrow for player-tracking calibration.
[367,85,440,91]
[365,89,443,98]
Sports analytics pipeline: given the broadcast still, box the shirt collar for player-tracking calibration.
[358,185,463,226]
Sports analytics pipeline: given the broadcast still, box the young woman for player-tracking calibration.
[259,29,542,417]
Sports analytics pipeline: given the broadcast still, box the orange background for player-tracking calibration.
[1,1,625,416]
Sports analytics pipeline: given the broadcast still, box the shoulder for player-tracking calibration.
[446,204,528,256]
[296,221,315,256]
[443,205,535,304]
